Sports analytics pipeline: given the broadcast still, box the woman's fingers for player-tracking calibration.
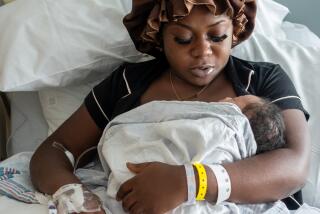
[116,178,134,201]
[122,191,137,212]
[130,202,145,214]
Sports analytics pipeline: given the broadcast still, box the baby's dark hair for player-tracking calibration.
[242,98,286,154]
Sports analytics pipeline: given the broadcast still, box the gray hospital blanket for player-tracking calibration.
[98,101,289,214]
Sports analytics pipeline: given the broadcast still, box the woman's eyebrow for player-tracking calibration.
[172,20,226,30]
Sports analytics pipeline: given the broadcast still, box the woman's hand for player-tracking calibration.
[116,162,187,214]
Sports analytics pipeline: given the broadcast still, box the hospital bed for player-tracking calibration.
[0,0,320,213]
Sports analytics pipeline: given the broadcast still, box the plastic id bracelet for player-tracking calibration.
[184,164,196,205]
[207,164,231,204]
[193,162,207,201]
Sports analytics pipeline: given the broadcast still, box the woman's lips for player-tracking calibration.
[189,66,214,78]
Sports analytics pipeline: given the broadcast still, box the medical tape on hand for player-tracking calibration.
[52,183,102,213]
[207,164,231,204]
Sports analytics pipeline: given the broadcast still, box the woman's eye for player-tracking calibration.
[209,34,228,43]
[174,37,192,45]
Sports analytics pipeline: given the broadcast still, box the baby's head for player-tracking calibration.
[221,95,286,154]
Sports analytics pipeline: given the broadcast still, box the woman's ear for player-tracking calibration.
[232,34,239,47]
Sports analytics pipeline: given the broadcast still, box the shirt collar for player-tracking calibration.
[121,56,255,100]
[225,56,256,96]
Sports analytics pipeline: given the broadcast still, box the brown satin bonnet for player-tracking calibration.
[123,0,257,57]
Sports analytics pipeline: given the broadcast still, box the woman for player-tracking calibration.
[30,0,310,213]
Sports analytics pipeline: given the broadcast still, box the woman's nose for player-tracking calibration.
[190,38,213,58]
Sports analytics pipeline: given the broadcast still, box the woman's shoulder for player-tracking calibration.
[231,56,284,76]
[119,57,167,87]
[230,56,290,95]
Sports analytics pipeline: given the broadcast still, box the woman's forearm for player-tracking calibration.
[203,147,308,204]
[30,105,103,195]
[30,140,81,195]
[205,110,310,203]
[205,109,310,204]
[225,148,307,203]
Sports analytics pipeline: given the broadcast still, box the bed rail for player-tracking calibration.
[0,92,10,160]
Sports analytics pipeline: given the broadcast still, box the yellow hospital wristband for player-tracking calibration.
[193,162,207,201]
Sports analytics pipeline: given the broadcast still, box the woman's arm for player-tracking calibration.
[30,104,103,194]
[206,109,310,203]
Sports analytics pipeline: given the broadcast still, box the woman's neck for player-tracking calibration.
[168,68,234,102]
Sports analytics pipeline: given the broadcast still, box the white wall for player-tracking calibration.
[274,0,320,36]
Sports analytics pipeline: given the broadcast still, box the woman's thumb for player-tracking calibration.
[126,162,150,174]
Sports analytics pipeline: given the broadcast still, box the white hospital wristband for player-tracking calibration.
[183,164,196,205]
[207,164,231,204]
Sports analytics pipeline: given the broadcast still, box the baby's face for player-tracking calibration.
[220,95,263,110]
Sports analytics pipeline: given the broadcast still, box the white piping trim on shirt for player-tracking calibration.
[243,69,301,105]
[91,89,110,122]
[120,68,132,99]
[269,96,301,104]
[245,70,255,92]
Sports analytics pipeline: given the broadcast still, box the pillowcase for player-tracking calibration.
[38,82,97,135]
[281,21,320,48]
[0,0,148,91]
[255,0,288,39]
[6,92,48,156]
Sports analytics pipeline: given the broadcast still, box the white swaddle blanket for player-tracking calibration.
[98,101,289,214]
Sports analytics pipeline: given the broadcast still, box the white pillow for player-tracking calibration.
[281,21,320,48]
[255,0,288,39]
[6,92,48,155]
[38,82,97,135]
[0,0,147,91]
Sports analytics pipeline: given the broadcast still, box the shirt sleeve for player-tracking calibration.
[84,65,126,129]
[253,64,309,120]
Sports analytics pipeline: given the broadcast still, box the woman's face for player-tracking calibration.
[162,6,233,86]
